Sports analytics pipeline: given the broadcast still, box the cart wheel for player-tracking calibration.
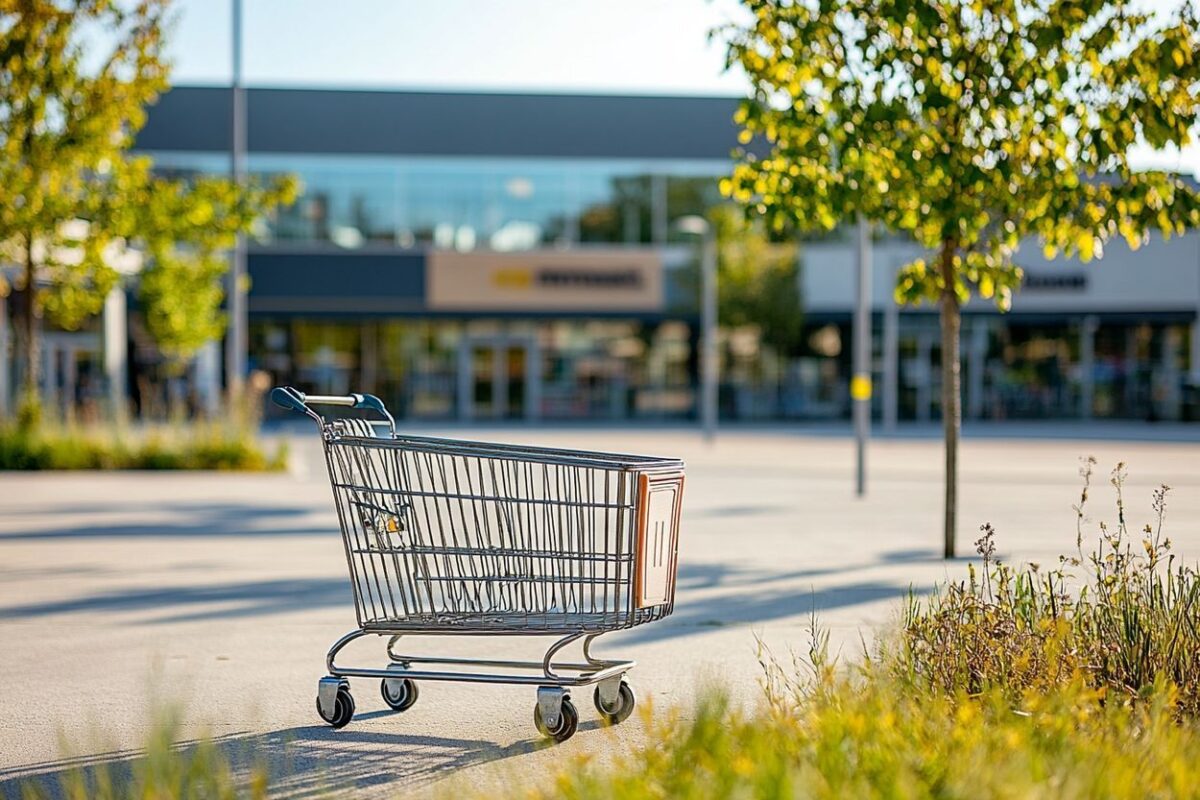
[381,677,419,712]
[594,681,636,725]
[534,695,579,743]
[316,686,355,729]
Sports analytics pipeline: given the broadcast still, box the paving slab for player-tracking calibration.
[2,427,1199,798]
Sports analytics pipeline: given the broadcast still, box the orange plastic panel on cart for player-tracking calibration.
[634,472,684,608]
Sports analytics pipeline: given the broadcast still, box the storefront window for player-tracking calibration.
[576,170,654,244]
[250,155,399,246]
[399,159,574,250]
[148,151,728,251]
[147,151,232,180]
[665,175,723,243]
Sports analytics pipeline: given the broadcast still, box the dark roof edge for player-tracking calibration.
[158,83,746,103]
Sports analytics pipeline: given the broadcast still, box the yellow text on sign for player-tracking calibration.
[850,374,872,401]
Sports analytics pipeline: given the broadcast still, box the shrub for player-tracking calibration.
[893,459,1200,713]
[0,422,286,471]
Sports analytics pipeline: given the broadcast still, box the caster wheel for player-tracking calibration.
[381,676,419,712]
[594,681,636,725]
[316,685,355,729]
[534,695,579,743]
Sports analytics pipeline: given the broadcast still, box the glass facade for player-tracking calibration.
[147,149,741,422]
[147,151,727,251]
[146,150,1199,424]
[787,317,1197,423]
[249,318,699,421]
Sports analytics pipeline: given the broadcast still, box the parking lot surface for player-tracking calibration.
[3,426,1199,797]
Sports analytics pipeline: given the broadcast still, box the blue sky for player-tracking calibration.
[155,0,1196,175]
[164,0,748,95]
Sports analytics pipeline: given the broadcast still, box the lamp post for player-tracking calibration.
[853,215,872,496]
[227,0,247,400]
[674,216,717,442]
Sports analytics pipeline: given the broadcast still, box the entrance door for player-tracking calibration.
[458,336,539,420]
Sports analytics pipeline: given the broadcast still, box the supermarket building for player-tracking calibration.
[2,86,1198,422]
[132,86,734,421]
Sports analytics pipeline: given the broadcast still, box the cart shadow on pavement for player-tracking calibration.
[0,550,944,633]
[615,550,941,646]
[0,501,332,541]
[0,577,354,623]
[0,716,593,799]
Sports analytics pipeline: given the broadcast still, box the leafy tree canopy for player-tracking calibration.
[125,157,296,372]
[709,205,804,356]
[0,0,296,394]
[722,0,1200,309]
[721,0,1200,558]
[0,0,169,329]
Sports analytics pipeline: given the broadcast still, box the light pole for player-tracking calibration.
[674,216,717,442]
[226,0,248,400]
[852,215,872,496]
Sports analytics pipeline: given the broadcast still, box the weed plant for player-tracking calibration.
[894,459,1200,712]
[520,461,1200,799]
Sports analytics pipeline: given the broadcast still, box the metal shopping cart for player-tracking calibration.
[272,386,685,742]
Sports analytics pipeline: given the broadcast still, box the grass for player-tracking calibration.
[520,459,1200,799]
[1,386,287,471]
[530,679,1200,799]
[16,709,268,800]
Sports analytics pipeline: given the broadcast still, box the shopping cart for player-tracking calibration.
[272,386,685,742]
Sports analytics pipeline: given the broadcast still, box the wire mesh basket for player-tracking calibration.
[273,387,685,742]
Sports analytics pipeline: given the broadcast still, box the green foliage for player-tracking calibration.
[126,159,297,372]
[0,420,286,471]
[721,0,1200,309]
[22,681,1200,800]
[0,0,169,331]
[711,205,804,356]
[519,680,1200,799]
[721,0,1200,557]
[0,0,297,393]
[893,459,1200,714]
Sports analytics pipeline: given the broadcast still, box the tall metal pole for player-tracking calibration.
[226,0,248,399]
[852,215,872,496]
[700,230,718,442]
[0,295,9,418]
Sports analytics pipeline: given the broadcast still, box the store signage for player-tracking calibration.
[1023,272,1088,291]
[427,250,663,312]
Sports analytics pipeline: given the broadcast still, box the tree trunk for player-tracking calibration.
[938,241,961,559]
[18,233,42,411]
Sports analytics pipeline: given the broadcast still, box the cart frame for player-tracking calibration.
[273,386,684,741]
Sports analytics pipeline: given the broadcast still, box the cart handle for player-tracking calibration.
[271,386,396,436]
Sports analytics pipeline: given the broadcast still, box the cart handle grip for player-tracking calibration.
[271,386,396,436]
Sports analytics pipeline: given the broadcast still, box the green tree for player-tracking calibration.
[124,158,294,375]
[708,205,803,357]
[0,0,294,417]
[722,0,1200,556]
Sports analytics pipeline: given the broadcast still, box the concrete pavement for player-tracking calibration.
[2,427,1199,797]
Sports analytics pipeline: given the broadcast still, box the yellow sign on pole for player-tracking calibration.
[850,374,873,401]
